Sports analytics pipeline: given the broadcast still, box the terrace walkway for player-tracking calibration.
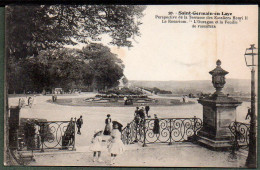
[8,93,249,167]
[28,142,247,167]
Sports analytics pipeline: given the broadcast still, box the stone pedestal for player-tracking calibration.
[197,94,242,149]
[196,60,242,149]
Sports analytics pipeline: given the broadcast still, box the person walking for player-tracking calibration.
[76,116,83,135]
[145,105,150,117]
[104,114,112,135]
[28,96,33,106]
[108,121,125,165]
[90,129,104,162]
[19,98,25,108]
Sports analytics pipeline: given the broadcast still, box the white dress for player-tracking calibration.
[89,136,103,152]
[108,129,125,155]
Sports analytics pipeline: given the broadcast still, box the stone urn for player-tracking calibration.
[197,60,242,149]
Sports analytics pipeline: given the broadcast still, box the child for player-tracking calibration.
[107,121,125,165]
[89,129,103,162]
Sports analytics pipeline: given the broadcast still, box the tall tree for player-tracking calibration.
[8,44,125,93]
[26,48,93,92]
[6,5,146,93]
[82,43,125,90]
[6,5,146,61]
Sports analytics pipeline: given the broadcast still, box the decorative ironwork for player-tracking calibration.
[18,119,76,152]
[143,117,202,145]
[229,121,250,149]
[121,117,203,146]
[121,120,144,144]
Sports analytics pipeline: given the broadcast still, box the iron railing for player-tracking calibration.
[18,119,76,152]
[121,120,144,144]
[121,117,203,146]
[229,121,250,149]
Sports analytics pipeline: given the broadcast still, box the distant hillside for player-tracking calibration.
[129,79,251,95]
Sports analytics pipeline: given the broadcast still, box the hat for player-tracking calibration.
[94,129,103,135]
[112,119,123,127]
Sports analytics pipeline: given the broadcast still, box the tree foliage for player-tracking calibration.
[8,44,125,93]
[6,5,146,61]
[6,5,146,93]
[82,43,124,89]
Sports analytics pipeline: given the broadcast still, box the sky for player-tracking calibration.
[69,5,258,81]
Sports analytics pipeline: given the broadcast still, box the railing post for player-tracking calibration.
[142,119,147,147]
[169,119,172,145]
[126,123,130,145]
[72,117,76,151]
[229,121,239,160]
[193,116,197,141]
[134,121,138,143]
[234,121,239,151]
[40,123,44,152]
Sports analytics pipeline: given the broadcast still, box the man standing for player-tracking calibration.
[145,105,150,117]
[124,96,128,105]
[76,116,83,135]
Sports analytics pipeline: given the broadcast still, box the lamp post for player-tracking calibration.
[244,44,257,168]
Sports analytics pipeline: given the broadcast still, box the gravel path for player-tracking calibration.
[29,143,246,167]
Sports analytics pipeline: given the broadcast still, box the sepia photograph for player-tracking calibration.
[4,5,258,168]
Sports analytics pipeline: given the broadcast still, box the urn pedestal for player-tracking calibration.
[197,95,242,149]
[196,60,242,149]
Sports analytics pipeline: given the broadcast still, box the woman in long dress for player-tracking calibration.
[103,114,112,135]
[153,114,160,134]
[108,121,125,165]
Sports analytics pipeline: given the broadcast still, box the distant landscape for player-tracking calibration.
[129,79,251,96]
